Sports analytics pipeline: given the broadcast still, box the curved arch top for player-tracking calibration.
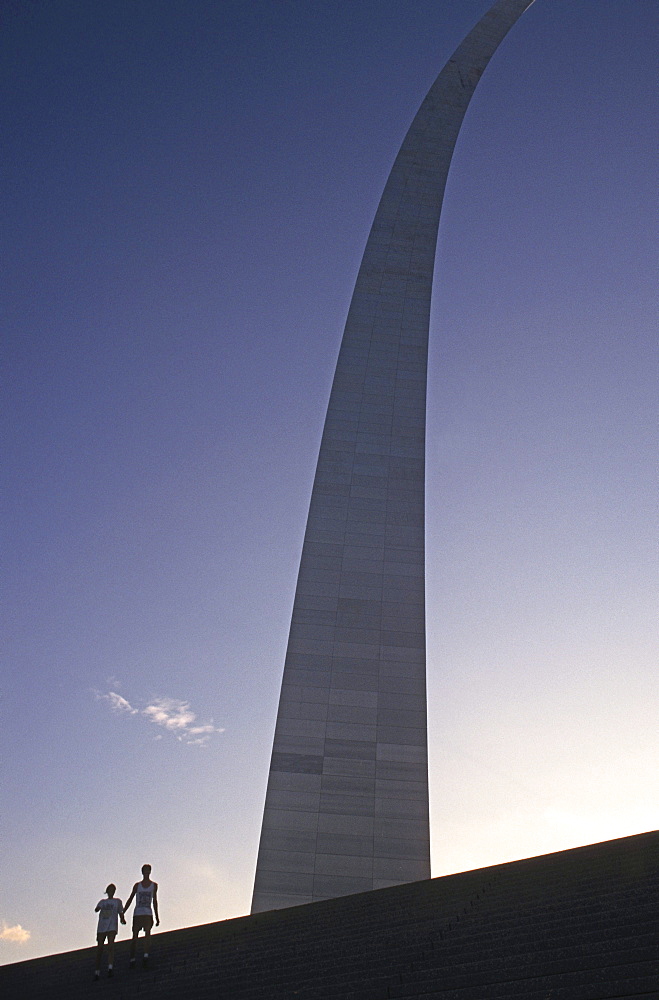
[252,0,536,913]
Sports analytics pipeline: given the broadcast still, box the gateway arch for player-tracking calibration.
[252,0,536,912]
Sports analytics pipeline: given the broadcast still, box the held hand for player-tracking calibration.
[156,918,160,926]
[120,918,126,924]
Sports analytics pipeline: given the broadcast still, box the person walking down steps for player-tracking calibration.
[123,864,159,968]
[94,883,125,980]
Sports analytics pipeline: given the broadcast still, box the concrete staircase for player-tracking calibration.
[2,831,657,999]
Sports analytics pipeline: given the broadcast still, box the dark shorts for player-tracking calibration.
[96,931,116,943]
[132,915,154,934]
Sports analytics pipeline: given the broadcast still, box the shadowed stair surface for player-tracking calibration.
[2,832,657,999]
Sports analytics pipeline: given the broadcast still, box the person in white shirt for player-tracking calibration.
[122,863,159,968]
[94,883,125,979]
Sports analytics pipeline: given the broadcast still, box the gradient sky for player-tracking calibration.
[2,0,657,965]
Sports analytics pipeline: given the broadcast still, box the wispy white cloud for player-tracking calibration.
[98,691,138,715]
[142,698,224,744]
[97,689,223,745]
[0,922,31,944]
[143,698,195,731]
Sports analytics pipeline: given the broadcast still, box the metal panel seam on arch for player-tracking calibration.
[252,0,537,913]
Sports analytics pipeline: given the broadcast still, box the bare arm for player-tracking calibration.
[152,883,159,925]
[122,883,138,915]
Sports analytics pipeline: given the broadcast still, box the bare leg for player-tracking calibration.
[143,923,151,957]
[95,939,104,972]
[107,933,116,967]
[130,927,139,960]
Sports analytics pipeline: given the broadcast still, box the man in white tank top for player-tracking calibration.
[122,863,159,968]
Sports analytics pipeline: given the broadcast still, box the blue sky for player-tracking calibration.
[2,0,657,964]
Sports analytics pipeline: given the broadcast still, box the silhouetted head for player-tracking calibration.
[106,884,116,897]
[141,864,151,876]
